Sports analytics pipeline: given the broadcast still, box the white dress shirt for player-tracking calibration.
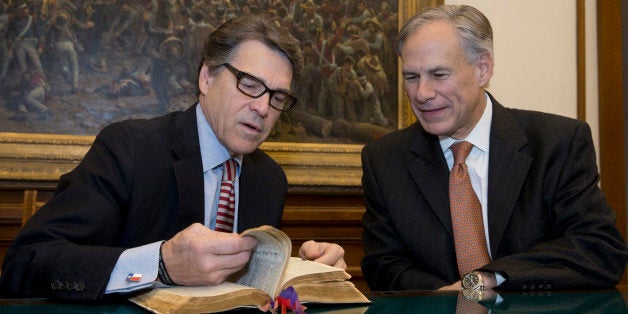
[439,94,492,256]
[439,94,505,286]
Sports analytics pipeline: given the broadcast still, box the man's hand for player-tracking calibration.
[298,240,346,269]
[438,281,461,291]
[160,223,258,286]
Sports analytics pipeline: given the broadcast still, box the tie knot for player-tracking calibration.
[222,158,237,181]
[451,141,473,165]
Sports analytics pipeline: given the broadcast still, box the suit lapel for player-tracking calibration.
[487,99,533,256]
[237,153,265,231]
[237,155,255,230]
[171,105,205,230]
[405,125,453,236]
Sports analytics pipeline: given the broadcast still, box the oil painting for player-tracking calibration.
[0,0,408,144]
[0,0,441,187]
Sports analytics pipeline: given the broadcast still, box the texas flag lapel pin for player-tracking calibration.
[126,273,143,282]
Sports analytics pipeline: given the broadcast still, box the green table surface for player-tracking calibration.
[0,287,626,313]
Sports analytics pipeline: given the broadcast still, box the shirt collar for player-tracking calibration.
[196,104,242,172]
[439,93,493,153]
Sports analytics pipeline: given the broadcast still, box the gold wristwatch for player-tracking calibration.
[462,271,496,291]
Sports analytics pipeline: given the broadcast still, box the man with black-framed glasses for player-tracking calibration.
[221,63,298,112]
[1,15,346,301]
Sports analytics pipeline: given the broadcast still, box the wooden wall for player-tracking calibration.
[283,189,368,292]
[0,189,28,271]
[0,185,371,292]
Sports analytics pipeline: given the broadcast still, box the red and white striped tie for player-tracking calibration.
[215,158,237,232]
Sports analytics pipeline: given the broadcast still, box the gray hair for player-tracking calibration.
[395,5,493,64]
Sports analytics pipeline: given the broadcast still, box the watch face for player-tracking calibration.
[462,272,481,290]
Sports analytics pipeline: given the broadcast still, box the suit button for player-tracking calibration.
[51,280,62,290]
[75,282,85,291]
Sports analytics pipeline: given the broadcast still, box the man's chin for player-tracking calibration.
[419,121,453,137]
[228,139,264,156]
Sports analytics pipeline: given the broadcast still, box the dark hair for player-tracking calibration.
[198,14,303,93]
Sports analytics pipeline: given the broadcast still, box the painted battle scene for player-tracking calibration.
[0,0,398,144]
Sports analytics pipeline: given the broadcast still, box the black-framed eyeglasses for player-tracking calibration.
[221,63,297,112]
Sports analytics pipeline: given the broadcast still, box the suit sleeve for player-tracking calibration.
[483,122,628,290]
[0,123,136,300]
[361,145,450,290]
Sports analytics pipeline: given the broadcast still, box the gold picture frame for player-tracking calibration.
[0,0,441,189]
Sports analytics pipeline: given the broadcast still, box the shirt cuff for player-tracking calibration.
[105,241,162,294]
[495,272,506,286]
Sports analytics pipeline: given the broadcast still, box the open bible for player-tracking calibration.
[128,225,369,313]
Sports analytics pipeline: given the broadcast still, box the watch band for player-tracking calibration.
[158,242,176,285]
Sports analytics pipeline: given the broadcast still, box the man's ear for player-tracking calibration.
[477,52,494,87]
[198,64,212,95]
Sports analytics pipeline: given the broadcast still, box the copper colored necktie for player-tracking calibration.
[215,158,237,232]
[449,141,490,277]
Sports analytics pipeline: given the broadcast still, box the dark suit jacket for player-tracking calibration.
[361,95,628,291]
[0,105,287,300]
